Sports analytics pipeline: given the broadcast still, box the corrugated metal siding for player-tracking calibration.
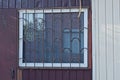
[92,0,120,80]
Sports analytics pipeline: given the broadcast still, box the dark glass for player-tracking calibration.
[23,12,85,63]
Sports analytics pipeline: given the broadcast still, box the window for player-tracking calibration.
[19,8,88,68]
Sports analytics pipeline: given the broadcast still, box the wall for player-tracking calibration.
[0,0,92,80]
[0,9,18,80]
[92,0,120,80]
[0,0,91,8]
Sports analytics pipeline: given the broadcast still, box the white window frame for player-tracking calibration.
[19,8,88,68]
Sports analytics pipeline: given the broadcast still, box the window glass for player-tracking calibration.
[19,9,88,67]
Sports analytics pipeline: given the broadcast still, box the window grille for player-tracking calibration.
[19,8,88,68]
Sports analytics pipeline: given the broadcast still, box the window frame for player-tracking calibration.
[19,8,88,68]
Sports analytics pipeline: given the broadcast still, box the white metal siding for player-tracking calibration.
[92,0,120,80]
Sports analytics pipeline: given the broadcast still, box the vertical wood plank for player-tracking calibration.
[48,0,54,7]
[23,70,29,80]
[83,0,90,7]
[0,0,91,9]
[70,70,76,80]
[62,70,69,80]
[35,0,43,8]
[76,0,80,6]
[36,70,42,80]
[77,70,83,80]
[9,0,15,8]
[21,0,28,8]
[84,70,92,80]
[55,0,62,7]
[22,69,92,80]
[70,0,76,6]
[113,0,120,80]
[2,0,8,8]
[56,70,63,80]
[49,70,56,80]
[43,0,48,8]
[16,0,21,8]
[28,0,34,8]
[29,70,35,80]
[42,70,49,80]
[0,0,2,8]
[62,0,70,7]
[0,9,17,80]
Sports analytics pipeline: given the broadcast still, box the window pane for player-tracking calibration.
[72,29,79,54]
[44,13,53,63]
[80,12,84,63]
[63,29,71,62]
[22,12,86,64]
[63,29,70,49]
[23,13,44,62]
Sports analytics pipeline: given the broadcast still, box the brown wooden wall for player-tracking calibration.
[0,0,92,80]
[23,69,92,80]
[0,9,18,80]
[0,0,91,8]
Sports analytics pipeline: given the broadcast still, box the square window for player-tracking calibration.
[19,8,88,68]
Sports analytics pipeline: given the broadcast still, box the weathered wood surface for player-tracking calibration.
[22,69,92,80]
[0,0,92,80]
[0,0,91,8]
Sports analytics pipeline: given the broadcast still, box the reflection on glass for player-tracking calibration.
[22,12,85,63]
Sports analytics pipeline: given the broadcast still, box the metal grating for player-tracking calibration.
[19,8,88,68]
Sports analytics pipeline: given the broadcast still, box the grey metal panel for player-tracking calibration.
[106,0,114,80]
[91,0,96,80]
[113,0,120,80]
[92,0,120,80]
[98,0,107,80]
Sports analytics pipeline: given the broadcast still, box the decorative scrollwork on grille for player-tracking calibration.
[35,18,45,31]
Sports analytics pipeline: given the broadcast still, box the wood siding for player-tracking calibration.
[0,0,92,80]
[0,9,18,80]
[22,69,92,80]
[92,0,120,80]
[0,0,91,8]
